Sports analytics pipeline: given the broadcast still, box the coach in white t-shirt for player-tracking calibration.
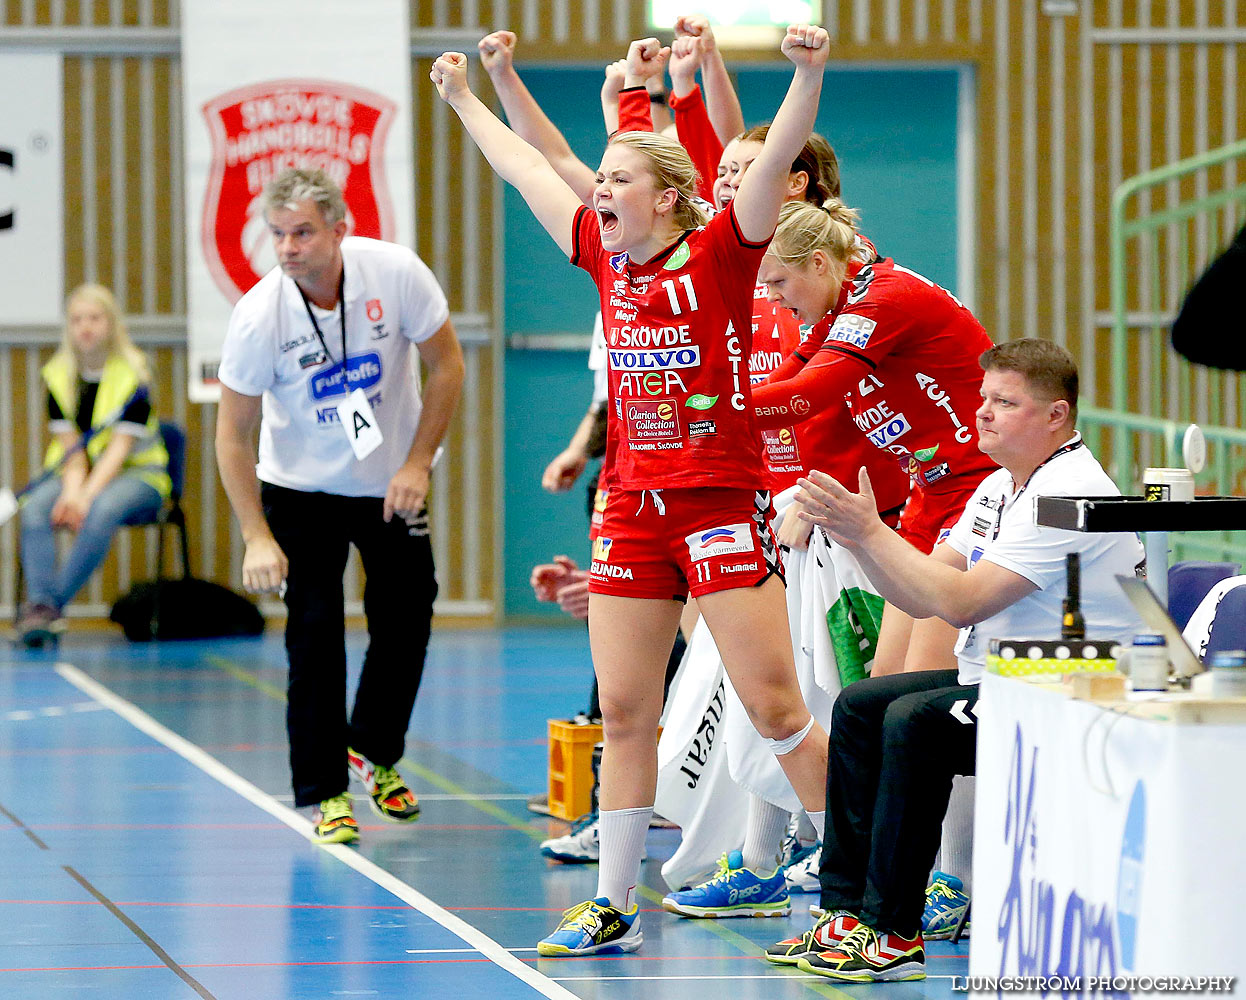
[778,339,1143,982]
[215,167,464,847]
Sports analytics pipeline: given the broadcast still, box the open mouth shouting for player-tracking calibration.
[598,208,620,240]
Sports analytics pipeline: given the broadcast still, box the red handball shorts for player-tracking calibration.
[589,487,784,601]
[896,479,979,554]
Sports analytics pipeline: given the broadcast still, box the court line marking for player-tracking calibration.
[206,653,857,999]
[55,662,581,1000]
[0,800,51,850]
[63,865,218,999]
[553,974,829,981]
[206,653,552,841]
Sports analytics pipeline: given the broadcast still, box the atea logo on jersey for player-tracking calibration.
[309,352,383,400]
[685,523,756,562]
[828,313,878,350]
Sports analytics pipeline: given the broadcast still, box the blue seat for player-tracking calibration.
[1202,582,1246,660]
[143,421,191,582]
[1167,560,1240,631]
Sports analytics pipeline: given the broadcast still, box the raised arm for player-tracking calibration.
[601,59,628,135]
[623,36,670,93]
[674,15,744,143]
[477,31,597,206]
[433,52,582,258]
[666,36,723,202]
[732,25,829,244]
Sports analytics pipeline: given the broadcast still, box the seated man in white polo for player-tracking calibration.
[766,338,1144,982]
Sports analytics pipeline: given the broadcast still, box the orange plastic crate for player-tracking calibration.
[546,720,603,821]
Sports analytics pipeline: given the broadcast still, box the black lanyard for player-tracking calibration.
[992,436,1084,540]
[296,265,346,366]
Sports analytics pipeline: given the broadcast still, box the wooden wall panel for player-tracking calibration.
[2,0,1245,619]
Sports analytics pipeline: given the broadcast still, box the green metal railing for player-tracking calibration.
[1095,138,1246,564]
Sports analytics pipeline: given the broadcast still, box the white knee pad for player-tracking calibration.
[764,715,815,756]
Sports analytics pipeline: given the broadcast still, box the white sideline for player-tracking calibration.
[56,662,581,1000]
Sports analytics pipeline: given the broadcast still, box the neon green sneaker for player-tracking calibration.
[347,747,420,822]
[313,792,359,845]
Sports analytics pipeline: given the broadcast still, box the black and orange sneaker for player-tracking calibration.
[797,923,925,982]
[347,747,420,822]
[313,793,360,845]
[764,908,860,965]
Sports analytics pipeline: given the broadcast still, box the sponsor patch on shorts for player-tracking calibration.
[685,523,756,561]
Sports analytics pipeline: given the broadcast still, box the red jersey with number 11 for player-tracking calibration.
[572,204,768,491]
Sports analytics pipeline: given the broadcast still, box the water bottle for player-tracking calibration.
[1209,649,1246,698]
[1130,632,1168,691]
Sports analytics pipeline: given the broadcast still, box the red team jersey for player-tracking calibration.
[751,291,912,511]
[572,203,769,491]
[755,257,996,496]
[748,288,807,492]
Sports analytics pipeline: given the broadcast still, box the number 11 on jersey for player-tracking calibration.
[662,275,699,315]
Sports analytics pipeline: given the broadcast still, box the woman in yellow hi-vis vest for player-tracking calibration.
[16,284,170,647]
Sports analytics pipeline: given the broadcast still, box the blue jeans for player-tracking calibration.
[19,472,163,611]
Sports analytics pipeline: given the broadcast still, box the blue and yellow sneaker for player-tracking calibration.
[537,896,642,957]
[661,850,791,918]
[922,871,970,940]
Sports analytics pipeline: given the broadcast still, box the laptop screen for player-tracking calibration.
[1115,574,1206,678]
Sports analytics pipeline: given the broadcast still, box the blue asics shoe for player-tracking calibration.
[922,871,970,940]
[662,850,791,918]
[537,896,642,956]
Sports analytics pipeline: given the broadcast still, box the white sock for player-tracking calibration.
[596,805,652,910]
[742,795,790,873]
[796,811,818,844]
[805,809,825,842]
[938,776,975,892]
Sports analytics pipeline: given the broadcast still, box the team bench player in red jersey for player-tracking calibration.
[433,25,834,957]
[754,200,997,677]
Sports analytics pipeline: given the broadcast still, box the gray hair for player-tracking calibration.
[263,167,346,225]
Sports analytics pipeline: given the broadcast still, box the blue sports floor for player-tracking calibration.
[0,627,968,998]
